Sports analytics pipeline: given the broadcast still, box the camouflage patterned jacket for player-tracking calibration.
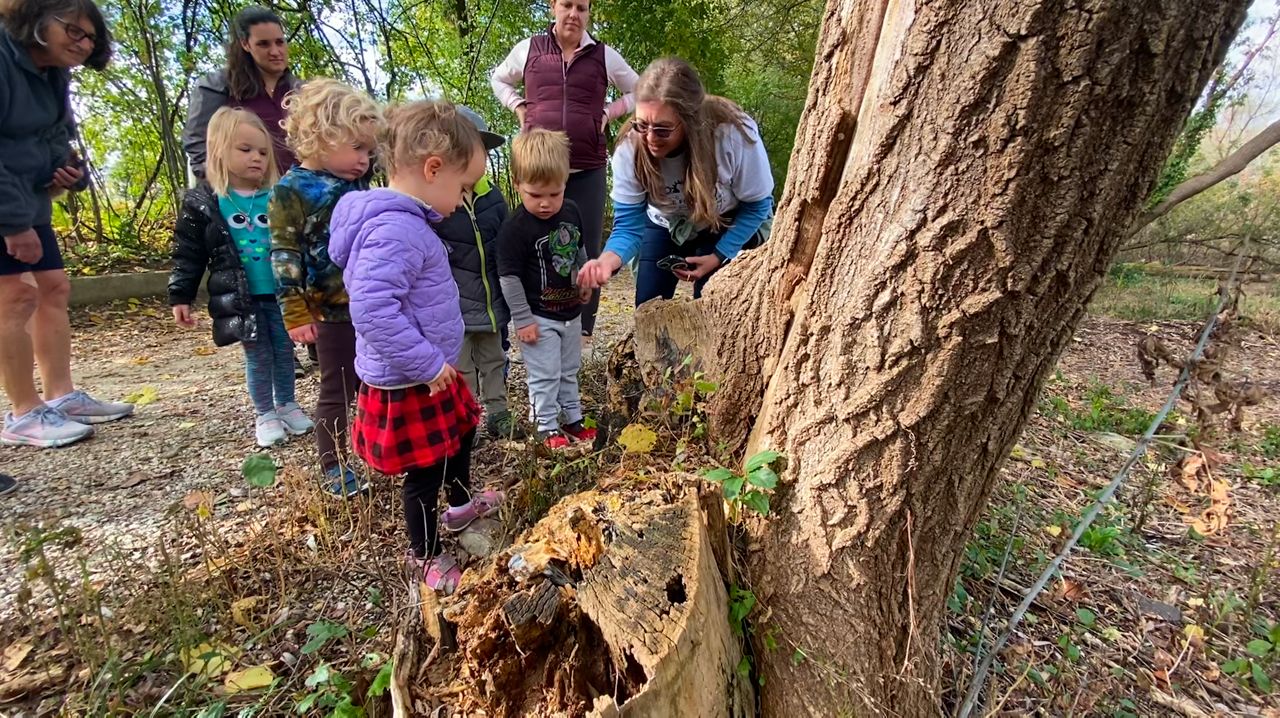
[268,167,367,329]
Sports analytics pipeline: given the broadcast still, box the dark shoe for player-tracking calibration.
[307,343,319,363]
[294,354,306,378]
[486,410,526,440]
[562,420,597,444]
[0,474,16,496]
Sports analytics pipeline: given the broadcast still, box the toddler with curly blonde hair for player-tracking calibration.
[268,77,380,497]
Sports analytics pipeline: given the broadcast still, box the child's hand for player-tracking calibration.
[578,285,593,304]
[516,323,539,344]
[428,364,457,396]
[289,323,318,344]
[172,304,196,327]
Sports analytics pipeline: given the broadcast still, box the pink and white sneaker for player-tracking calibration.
[407,552,463,594]
[442,489,506,533]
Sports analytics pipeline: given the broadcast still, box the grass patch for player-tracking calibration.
[1090,265,1280,332]
[1041,382,1157,435]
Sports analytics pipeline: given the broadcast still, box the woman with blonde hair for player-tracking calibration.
[578,58,775,305]
[169,107,313,447]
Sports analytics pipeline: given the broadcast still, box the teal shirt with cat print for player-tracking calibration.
[219,189,275,295]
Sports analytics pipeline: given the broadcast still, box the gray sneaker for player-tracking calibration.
[2,406,95,448]
[46,391,134,425]
[255,412,287,447]
[276,402,315,436]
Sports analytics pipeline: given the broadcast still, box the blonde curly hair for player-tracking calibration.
[510,129,570,187]
[380,100,482,177]
[282,78,381,162]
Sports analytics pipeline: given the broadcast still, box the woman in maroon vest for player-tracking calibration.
[490,0,639,342]
[182,6,299,179]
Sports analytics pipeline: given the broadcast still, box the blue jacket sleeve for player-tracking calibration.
[714,197,774,262]
[602,201,647,265]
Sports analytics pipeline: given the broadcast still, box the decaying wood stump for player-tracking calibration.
[439,486,751,717]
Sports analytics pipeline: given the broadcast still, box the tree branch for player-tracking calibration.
[1131,117,1280,233]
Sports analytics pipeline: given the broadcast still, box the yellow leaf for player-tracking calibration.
[231,597,263,629]
[1030,458,1047,470]
[180,642,238,678]
[1187,598,1204,608]
[178,421,197,430]
[1183,624,1205,645]
[123,386,159,407]
[1044,525,1063,537]
[194,346,216,356]
[130,356,151,366]
[1010,445,1028,461]
[617,424,658,454]
[1101,627,1123,642]
[224,664,274,693]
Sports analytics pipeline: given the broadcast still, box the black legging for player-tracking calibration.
[403,429,476,559]
[565,167,606,335]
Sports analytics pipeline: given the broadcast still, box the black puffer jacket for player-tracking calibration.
[168,184,257,346]
[435,181,510,332]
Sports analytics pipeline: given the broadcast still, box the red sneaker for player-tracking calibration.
[562,421,597,443]
[540,431,571,449]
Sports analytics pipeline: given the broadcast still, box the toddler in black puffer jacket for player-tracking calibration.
[168,107,314,448]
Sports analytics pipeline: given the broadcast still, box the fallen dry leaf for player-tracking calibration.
[116,471,150,489]
[180,641,238,678]
[193,346,216,356]
[1051,578,1087,603]
[2,640,32,672]
[224,664,274,693]
[182,490,213,512]
[231,597,264,630]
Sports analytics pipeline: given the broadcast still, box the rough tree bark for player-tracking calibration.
[631,0,1247,714]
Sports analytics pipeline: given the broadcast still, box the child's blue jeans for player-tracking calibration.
[242,296,296,415]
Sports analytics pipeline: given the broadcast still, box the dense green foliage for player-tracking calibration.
[51,0,820,272]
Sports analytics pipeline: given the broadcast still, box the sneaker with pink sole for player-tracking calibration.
[442,489,506,533]
[407,552,463,594]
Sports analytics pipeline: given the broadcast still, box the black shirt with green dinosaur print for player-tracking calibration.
[496,200,585,322]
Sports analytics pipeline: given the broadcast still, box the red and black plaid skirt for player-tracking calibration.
[351,379,480,475]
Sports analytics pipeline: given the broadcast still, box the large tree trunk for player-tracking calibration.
[633,0,1247,714]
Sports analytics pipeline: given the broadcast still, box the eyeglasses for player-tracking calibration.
[631,120,679,140]
[52,16,96,45]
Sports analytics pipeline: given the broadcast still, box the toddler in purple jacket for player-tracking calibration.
[329,101,504,594]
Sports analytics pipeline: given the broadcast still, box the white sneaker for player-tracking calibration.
[255,412,287,447]
[46,390,134,424]
[276,403,315,435]
[2,406,95,448]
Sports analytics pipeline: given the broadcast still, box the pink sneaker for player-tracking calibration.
[442,489,506,533]
[422,555,462,594]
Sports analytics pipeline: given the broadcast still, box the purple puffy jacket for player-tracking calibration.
[329,189,464,389]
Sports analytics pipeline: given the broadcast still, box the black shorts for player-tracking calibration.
[0,224,65,276]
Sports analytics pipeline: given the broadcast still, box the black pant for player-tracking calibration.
[404,429,475,559]
[566,167,606,334]
[314,321,359,471]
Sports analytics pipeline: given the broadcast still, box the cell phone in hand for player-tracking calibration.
[657,255,690,273]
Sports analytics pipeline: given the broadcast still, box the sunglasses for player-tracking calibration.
[631,120,679,140]
[52,16,96,45]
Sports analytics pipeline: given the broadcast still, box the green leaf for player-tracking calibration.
[1221,659,1246,675]
[1075,608,1097,627]
[791,649,806,665]
[763,631,779,651]
[301,621,348,655]
[741,491,770,516]
[1270,625,1280,646]
[368,661,394,698]
[735,656,751,680]
[745,450,781,473]
[304,663,331,689]
[702,467,736,484]
[332,696,363,718]
[241,453,277,488]
[196,702,228,718]
[1252,661,1273,693]
[723,476,746,500]
[694,380,718,394]
[1246,639,1274,658]
[747,466,778,490]
[729,588,756,624]
[366,586,383,607]
[360,652,383,669]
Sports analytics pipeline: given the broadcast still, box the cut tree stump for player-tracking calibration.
[438,486,751,718]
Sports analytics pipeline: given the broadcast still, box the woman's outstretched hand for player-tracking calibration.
[676,253,721,282]
[578,252,624,289]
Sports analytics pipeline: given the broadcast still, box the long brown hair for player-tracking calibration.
[225,6,283,101]
[627,57,754,231]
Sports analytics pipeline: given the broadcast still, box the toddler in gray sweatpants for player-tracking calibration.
[497,129,598,449]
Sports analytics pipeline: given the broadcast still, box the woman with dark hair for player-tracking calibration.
[490,0,639,344]
[578,58,774,305]
[183,6,297,179]
[1,0,134,449]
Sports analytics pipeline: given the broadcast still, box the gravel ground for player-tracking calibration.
[0,270,641,616]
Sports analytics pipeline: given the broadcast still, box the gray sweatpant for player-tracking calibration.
[457,331,507,417]
[520,315,583,432]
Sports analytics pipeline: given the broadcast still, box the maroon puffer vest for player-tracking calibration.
[523,27,608,171]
